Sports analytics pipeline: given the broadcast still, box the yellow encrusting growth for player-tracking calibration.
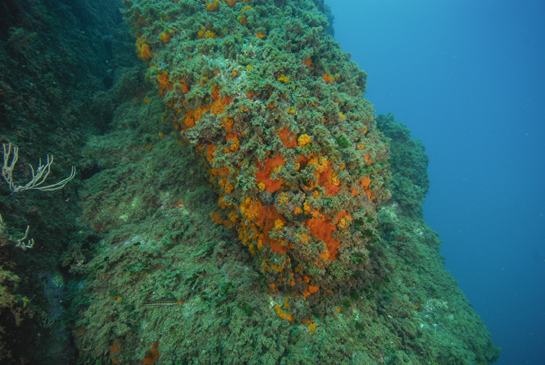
[298,134,311,147]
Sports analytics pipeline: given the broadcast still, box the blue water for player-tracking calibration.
[330,0,545,364]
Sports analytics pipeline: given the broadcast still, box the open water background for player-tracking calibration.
[330,0,545,364]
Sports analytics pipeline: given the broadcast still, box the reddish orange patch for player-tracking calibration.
[360,176,374,201]
[316,160,340,196]
[224,116,234,132]
[160,32,171,43]
[274,305,294,322]
[257,205,287,253]
[225,132,240,152]
[111,338,121,364]
[255,155,286,193]
[141,341,160,364]
[136,37,152,61]
[277,128,297,149]
[364,153,372,165]
[306,217,339,260]
[157,72,173,94]
[183,88,232,129]
[323,73,335,85]
[204,145,216,164]
[205,0,220,11]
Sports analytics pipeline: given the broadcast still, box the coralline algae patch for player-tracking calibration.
[124,0,390,301]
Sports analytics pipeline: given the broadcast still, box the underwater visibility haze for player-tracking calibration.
[0,0,542,364]
[330,0,545,364]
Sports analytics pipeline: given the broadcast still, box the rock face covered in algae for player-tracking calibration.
[123,0,391,301]
[71,0,500,364]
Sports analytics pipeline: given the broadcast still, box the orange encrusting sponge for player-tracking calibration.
[306,217,340,260]
[255,155,286,193]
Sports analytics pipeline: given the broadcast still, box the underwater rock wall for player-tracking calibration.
[74,104,501,364]
[123,0,391,302]
[71,0,500,364]
[376,113,430,217]
[0,0,135,363]
[0,0,501,363]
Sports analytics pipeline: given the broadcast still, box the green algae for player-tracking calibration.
[121,0,393,304]
[377,113,430,217]
[0,0,136,363]
[70,1,501,362]
[0,0,500,363]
